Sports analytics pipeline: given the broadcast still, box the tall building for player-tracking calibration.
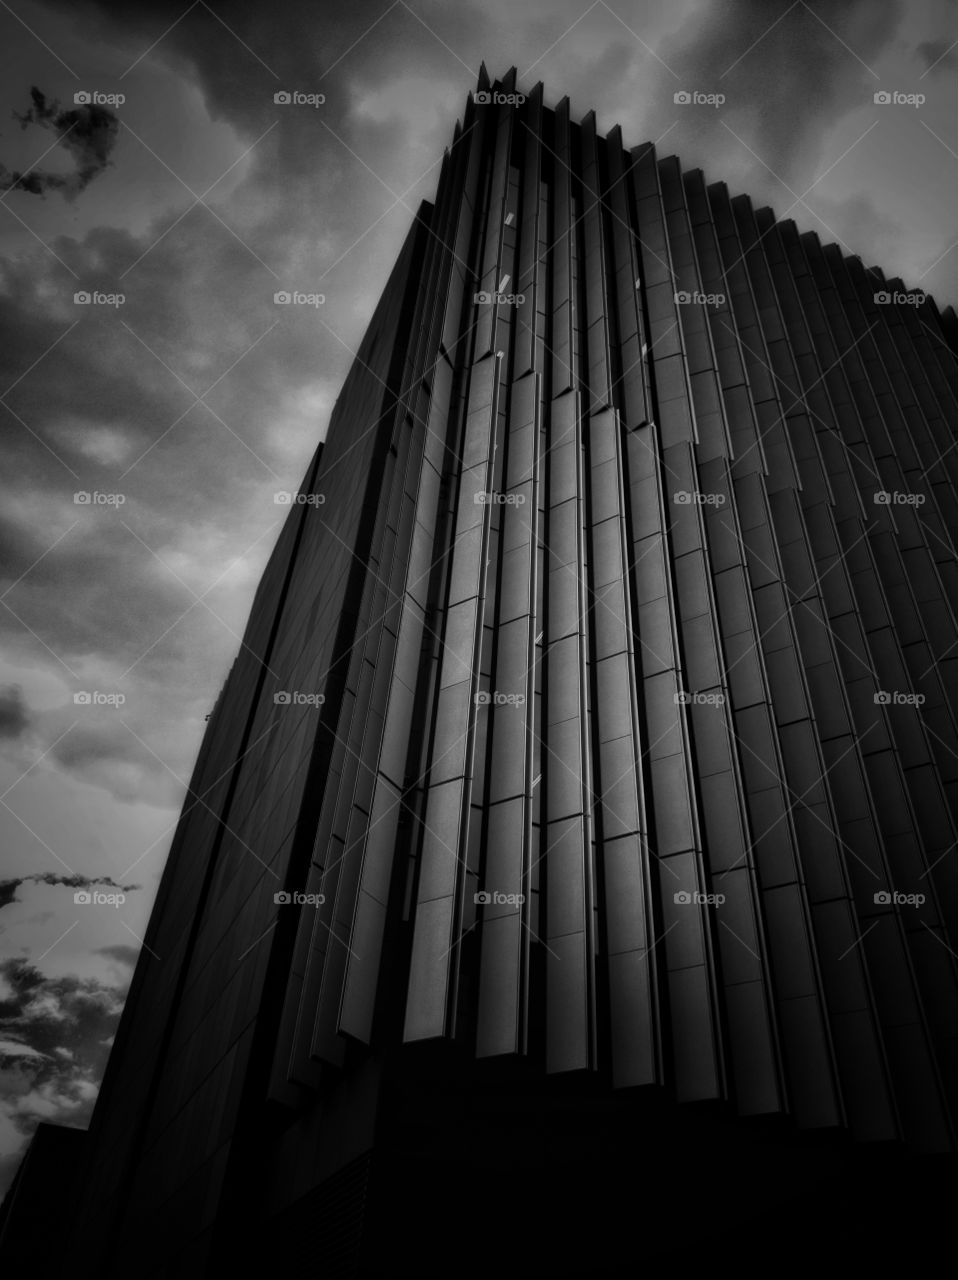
[5,66,958,1275]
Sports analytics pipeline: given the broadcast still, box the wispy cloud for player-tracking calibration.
[1,87,120,198]
[0,872,141,911]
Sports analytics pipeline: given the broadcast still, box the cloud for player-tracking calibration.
[0,685,30,740]
[0,131,364,809]
[0,873,141,912]
[0,1039,46,1060]
[916,37,958,75]
[1,87,119,199]
[95,943,139,969]
[656,0,904,175]
[808,186,904,265]
[47,721,178,804]
[0,957,128,1193]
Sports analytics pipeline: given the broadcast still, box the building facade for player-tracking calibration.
[5,66,958,1275]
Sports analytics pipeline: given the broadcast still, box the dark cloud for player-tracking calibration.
[50,722,171,785]
[0,873,141,911]
[95,943,139,968]
[0,164,357,806]
[660,0,904,178]
[0,956,125,1025]
[0,957,128,1194]
[0,685,30,740]
[36,0,908,272]
[0,87,119,199]
[916,37,958,75]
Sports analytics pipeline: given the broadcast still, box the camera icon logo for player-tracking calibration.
[474,891,492,905]
[74,491,92,504]
[874,491,891,504]
[673,290,691,303]
[274,491,292,504]
[674,890,692,904]
[274,691,292,705]
[674,90,692,104]
[475,91,491,104]
[474,691,492,706]
[74,890,91,904]
[674,690,692,705]
[273,290,291,304]
[274,91,292,104]
[73,691,92,704]
[274,891,292,904]
[874,690,891,705]
[874,90,891,104]
[475,290,491,303]
[874,890,892,904]
[74,291,91,304]
[874,291,890,304]
[74,91,92,105]
[674,490,691,504]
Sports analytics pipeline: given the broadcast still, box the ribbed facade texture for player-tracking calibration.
[6,66,958,1275]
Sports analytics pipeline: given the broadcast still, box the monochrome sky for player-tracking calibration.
[1,0,957,1195]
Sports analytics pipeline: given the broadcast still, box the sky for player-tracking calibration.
[1,0,958,1196]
